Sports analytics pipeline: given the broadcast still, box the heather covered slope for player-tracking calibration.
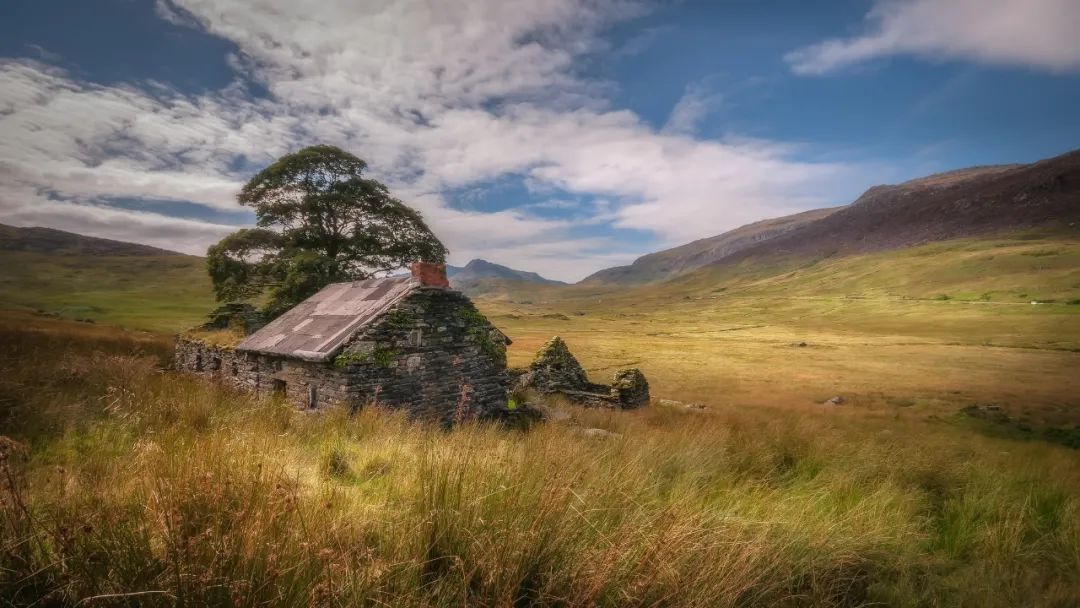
[584,149,1079,285]
[0,223,184,256]
[706,150,1080,269]
[582,207,839,285]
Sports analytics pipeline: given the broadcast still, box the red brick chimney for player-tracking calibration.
[410,261,450,288]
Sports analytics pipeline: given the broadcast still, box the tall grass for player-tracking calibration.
[1,316,1078,606]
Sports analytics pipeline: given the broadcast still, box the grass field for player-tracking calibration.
[478,231,1080,436]
[1,311,1078,606]
[1,229,1078,604]
[0,251,214,332]
[2,229,1078,431]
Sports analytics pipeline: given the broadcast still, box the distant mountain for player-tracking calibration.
[447,259,566,289]
[582,207,839,284]
[583,150,1080,284]
[0,224,185,257]
[703,151,1079,269]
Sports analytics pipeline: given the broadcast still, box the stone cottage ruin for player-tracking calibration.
[176,263,511,423]
[516,336,650,408]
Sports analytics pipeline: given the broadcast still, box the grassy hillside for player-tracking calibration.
[0,251,213,332]
[2,311,1078,606]
[581,206,839,284]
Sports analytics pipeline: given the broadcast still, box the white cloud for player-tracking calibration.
[787,0,1080,75]
[663,79,723,135]
[0,182,237,255]
[0,0,874,282]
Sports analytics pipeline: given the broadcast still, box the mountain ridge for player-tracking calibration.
[0,223,188,257]
[448,258,566,293]
[582,151,1079,285]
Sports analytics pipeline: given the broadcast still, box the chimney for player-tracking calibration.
[410,261,450,288]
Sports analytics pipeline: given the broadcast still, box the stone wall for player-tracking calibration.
[175,287,511,423]
[174,339,351,409]
[517,336,651,409]
[334,287,510,423]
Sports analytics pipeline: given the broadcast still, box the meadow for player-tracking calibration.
[1,229,1079,606]
[486,231,1080,434]
[1,311,1078,607]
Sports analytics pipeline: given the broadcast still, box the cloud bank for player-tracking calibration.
[787,0,1080,75]
[1,0,867,281]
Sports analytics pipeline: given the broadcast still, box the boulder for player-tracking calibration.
[610,368,650,408]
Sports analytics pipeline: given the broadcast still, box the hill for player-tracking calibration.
[708,152,1079,268]
[0,223,184,256]
[582,207,838,284]
[0,224,213,331]
[584,150,1079,284]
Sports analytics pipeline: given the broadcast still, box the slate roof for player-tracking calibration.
[235,276,418,362]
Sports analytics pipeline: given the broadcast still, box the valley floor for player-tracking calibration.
[1,312,1078,606]
[493,295,1080,434]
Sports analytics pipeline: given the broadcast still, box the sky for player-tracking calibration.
[1,0,1078,282]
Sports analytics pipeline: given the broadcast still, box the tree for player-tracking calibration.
[207,145,447,317]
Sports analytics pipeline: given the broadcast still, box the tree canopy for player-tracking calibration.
[207,145,447,317]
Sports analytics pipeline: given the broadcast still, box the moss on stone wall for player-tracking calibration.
[458,307,507,366]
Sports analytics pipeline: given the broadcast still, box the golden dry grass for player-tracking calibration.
[1,312,1079,607]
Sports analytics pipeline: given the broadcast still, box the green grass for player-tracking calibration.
[1,314,1078,606]
[471,230,1080,433]
[0,251,213,331]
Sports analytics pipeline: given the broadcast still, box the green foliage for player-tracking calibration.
[371,346,400,368]
[334,346,399,368]
[459,306,506,365]
[382,308,411,329]
[334,351,370,367]
[207,145,448,317]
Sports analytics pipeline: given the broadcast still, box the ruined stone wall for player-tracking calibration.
[175,287,510,422]
[334,287,510,423]
[174,339,351,409]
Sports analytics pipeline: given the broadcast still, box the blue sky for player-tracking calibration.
[1,0,1078,281]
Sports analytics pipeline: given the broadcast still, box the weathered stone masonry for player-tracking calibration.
[174,341,357,409]
[331,288,509,421]
[176,264,511,423]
